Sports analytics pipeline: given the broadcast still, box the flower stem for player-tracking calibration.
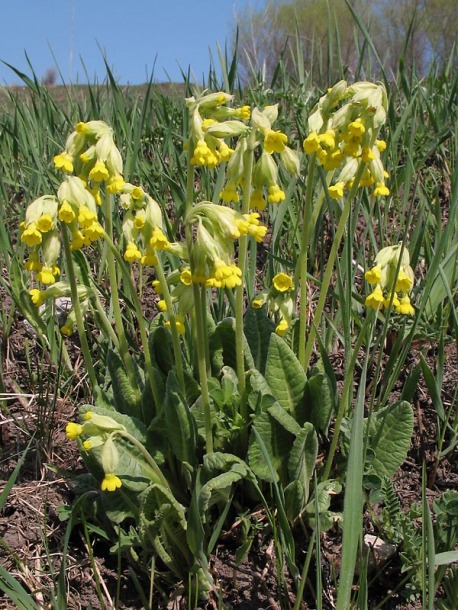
[185,152,213,453]
[154,256,185,392]
[103,234,162,411]
[301,163,366,372]
[235,144,254,428]
[297,154,316,369]
[61,228,98,390]
[103,192,141,401]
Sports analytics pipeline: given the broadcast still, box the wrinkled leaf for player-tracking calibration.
[244,305,275,375]
[367,401,414,479]
[265,333,306,414]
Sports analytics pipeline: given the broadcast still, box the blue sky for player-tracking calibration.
[0,0,265,86]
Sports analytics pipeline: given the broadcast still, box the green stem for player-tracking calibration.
[302,163,366,372]
[192,282,213,453]
[118,430,170,489]
[184,150,213,453]
[103,234,162,411]
[154,257,185,392]
[297,154,317,369]
[322,309,374,481]
[235,145,255,427]
[61,228,98,390]
[103,192,140,400]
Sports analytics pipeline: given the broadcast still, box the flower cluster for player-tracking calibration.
[302,81,390,199]
[252,272,295,335]
[54,120,124,193]
[66,410,126,492]
[364,244,415,315]
[220,104,300,210]
[186,92,250,169]
[186,203,267,288]
[120,185,173,266]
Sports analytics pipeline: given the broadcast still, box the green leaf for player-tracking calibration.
[434,551,458,566]
[149,325,175,376]
[0,564,40,610]
[265,333,306,414]
[420,354,446,422]
[210,317,255,372]
[300,372,334,432]
[287,422,318,513]
[198,453,250,518]
[367,401,414,479]
[243,305,275,375]
[106,349,142,419]
[139,483,189,579]
[304,480,342,530]
[425,243,458,319]
[248,403,298,482]
[164,371,197,468]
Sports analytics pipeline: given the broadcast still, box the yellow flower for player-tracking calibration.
[250,188,267,211]
[89,160,110,183]
[61,324,74,336]
[267,184,285,204]
[303,131,320,154]
[275,319,289,336]
[252,298,264,309]
[152,279,162,293]
[54,152,74,174]
[376,139,387,152]
[264,130,288,154]
[373,182,390,197]
[383,293,400,309]
[396,295,414,316]
[83,222,104,242]
[36,266,56,285]
[190,139,219,167]
[348,119,366,136]
[234,105,251,120]
[150,227,169,251]
[273,272,293,293]
[395,269,413,292]
[180,269,192,286]
[220,181,240,203]
[365,285,385,310]
[58,201,76,223]
[25,253,42,272]
[157,299,167,312]
[78,206,97,228]
[36,214,54,233]
[364,266,382,285]
[132,186,145,200]
[124,242,142,263]
[29,288,46,307]
[361,147,376,163]
[328,182,345,200]
[66,422,83,440]
[101,473,122,492]
[106,174,125,194]
[21,223,42,247]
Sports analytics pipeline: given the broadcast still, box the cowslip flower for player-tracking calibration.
[101,473,122,492]
[272,273,293,293]
[264,130,288,154]
[364,244,415,315]
[275,319,289,336]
